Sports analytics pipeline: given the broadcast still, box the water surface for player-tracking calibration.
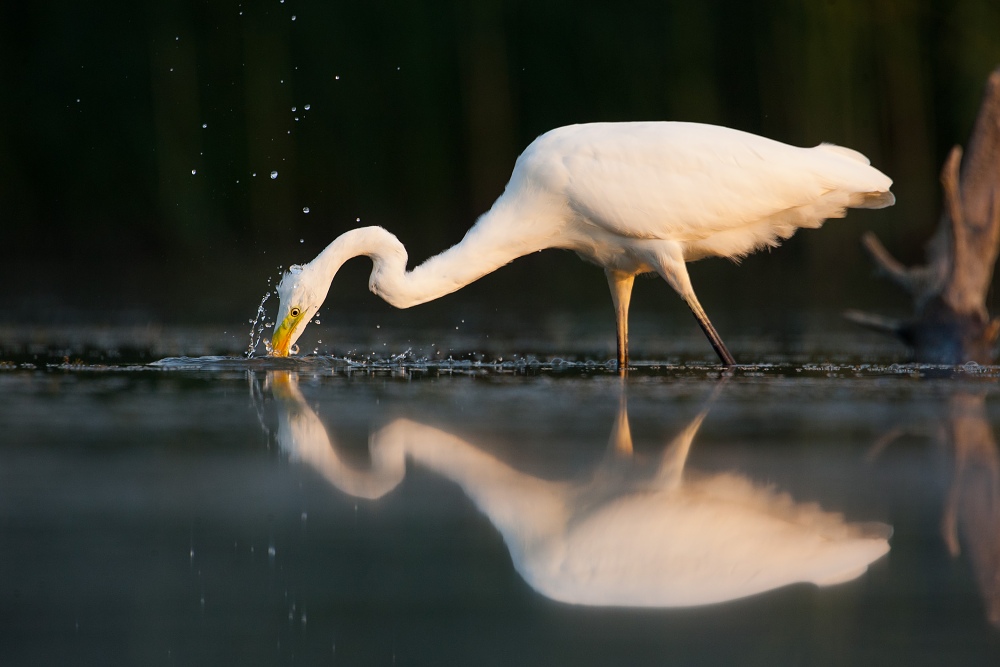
[2,329,1000,665]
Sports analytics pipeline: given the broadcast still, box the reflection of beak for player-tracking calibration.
[268,371,296,397]
[270,313,300,357]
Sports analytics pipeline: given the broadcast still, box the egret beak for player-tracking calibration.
[270,312,303,357]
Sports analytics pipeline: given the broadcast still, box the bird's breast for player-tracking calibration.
[567,230,658,275]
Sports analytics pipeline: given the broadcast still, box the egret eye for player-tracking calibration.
[290,307,301,318]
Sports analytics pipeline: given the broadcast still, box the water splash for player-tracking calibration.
[246,290,273,358]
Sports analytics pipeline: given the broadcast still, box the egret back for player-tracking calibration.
[511,121,894,262]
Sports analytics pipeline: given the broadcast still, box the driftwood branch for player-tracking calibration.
[848,65,1000,364]
[842,308,903,336]
[858,231,932,295]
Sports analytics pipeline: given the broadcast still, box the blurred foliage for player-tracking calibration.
[1,0,999,323]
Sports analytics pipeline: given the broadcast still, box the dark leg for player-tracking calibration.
[686,297,737,366]
[653,244,737,366]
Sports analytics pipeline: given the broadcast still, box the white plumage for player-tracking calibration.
[270,122,894,364]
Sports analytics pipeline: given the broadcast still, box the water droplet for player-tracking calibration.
[270,170,278,179]
[291,15,296,21]
[201,123,207,129]
[191,169,197,175]
[291,106,297,112]
[302,206,310,214]
[304,104,311,110]
[299,239,304,243]
[334,75,340,80]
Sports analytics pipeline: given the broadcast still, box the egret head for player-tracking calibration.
[270,263,327,357]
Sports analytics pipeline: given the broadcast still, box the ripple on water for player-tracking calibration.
[145,355,1000,382]
[150,355,347,372]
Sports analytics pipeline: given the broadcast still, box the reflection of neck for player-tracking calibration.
[373,420,569,547]
[271,372,403,499]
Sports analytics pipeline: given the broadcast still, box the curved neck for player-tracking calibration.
[315,208,547,308]
[311,226,409,303]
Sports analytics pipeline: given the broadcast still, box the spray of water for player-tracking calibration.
[246,289,273,358]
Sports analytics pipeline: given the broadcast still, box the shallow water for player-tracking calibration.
[3,328,1000,665]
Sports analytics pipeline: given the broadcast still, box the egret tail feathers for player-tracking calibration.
[849,190,896,209]
[817,143,871,165]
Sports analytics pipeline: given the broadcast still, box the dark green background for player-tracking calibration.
[2,0,999,328]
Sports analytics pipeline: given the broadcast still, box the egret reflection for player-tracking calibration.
[268,372,890,608]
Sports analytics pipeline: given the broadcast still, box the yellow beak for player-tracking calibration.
[270,312,302,357]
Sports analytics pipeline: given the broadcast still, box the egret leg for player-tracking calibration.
[605,269,635,370]
[652,244,737,366]
[685,295,737,366]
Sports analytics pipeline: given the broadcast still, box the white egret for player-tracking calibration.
[270,122,894,364]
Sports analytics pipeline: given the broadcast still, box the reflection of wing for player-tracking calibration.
[528,472,889,607]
